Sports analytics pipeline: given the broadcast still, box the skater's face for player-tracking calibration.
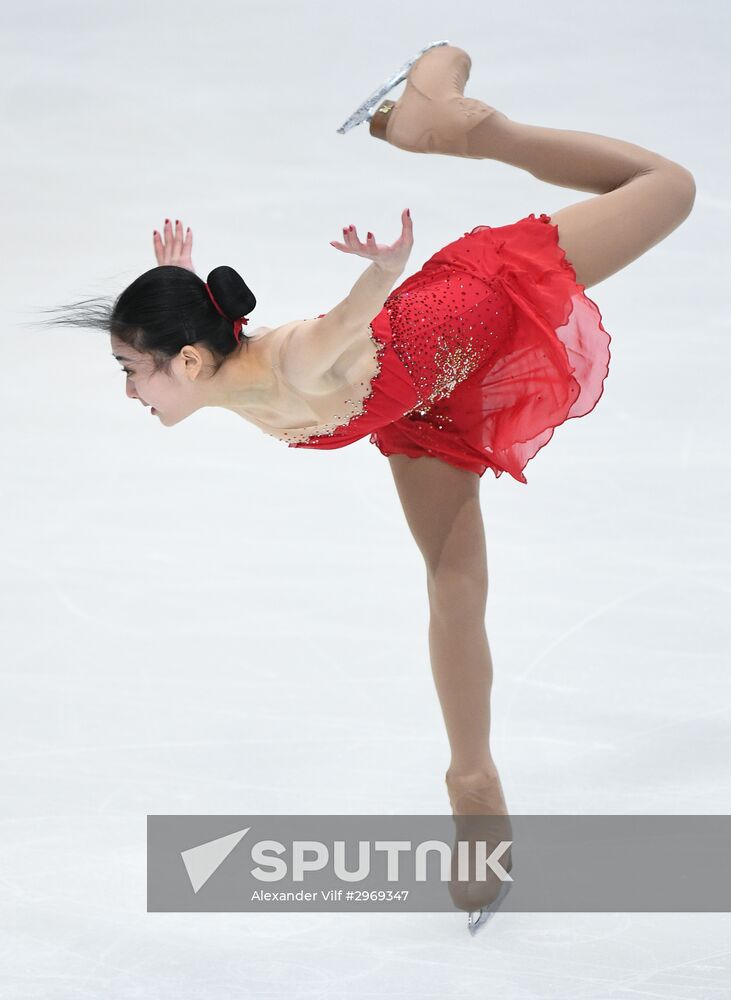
[110,334,210,426]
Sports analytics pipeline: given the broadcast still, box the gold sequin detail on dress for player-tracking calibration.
[385,268,514,416]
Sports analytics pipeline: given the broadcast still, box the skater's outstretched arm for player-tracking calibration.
[282,209,414,383]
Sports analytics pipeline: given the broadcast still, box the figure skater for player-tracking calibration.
[47,41,696,934]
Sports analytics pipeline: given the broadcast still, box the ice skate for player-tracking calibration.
[340,42,501,157]
[446,769,514,935]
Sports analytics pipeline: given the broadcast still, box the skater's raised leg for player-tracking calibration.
[373,44,696,290]
[465,101,696,290]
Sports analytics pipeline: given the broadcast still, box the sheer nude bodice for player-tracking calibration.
[237,318,383,443]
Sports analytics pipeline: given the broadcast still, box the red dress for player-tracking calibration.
[287,213,611,484]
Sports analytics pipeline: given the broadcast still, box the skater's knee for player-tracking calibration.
[427,565,488,622]
[672,165,696,209]
[654,163,697,226]
[640,160,696,208]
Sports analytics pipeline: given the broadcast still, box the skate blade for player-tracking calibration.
[336,39,451,134]
[467,880,513,937]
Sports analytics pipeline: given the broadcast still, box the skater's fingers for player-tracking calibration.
[153,229,163,264]
[344,225,363,251]
[158,219,169,263]
[400,211,414,244]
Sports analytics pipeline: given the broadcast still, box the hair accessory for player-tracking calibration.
[204,282,249,344]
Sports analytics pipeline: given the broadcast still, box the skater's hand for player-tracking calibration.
[153,218,196,273]
[329,209,413,273]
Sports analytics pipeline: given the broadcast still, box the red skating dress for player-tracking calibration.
[285,213,612,484]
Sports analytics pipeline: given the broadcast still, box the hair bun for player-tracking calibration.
[206,266,256,324]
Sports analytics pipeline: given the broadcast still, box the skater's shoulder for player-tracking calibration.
[269,313,344,394]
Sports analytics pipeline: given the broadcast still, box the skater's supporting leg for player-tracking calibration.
[386,453,509,812]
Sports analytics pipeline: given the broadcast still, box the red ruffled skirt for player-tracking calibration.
[290,213,611,484]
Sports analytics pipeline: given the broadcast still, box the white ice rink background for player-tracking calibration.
[1,0,729,996]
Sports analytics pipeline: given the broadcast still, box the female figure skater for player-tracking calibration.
[53,41,695,933]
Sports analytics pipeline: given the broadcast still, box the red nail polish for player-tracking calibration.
[165,218,169,223]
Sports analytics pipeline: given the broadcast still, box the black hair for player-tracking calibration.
[39,265,257,376]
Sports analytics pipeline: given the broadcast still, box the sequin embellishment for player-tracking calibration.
[384,269,514,415]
